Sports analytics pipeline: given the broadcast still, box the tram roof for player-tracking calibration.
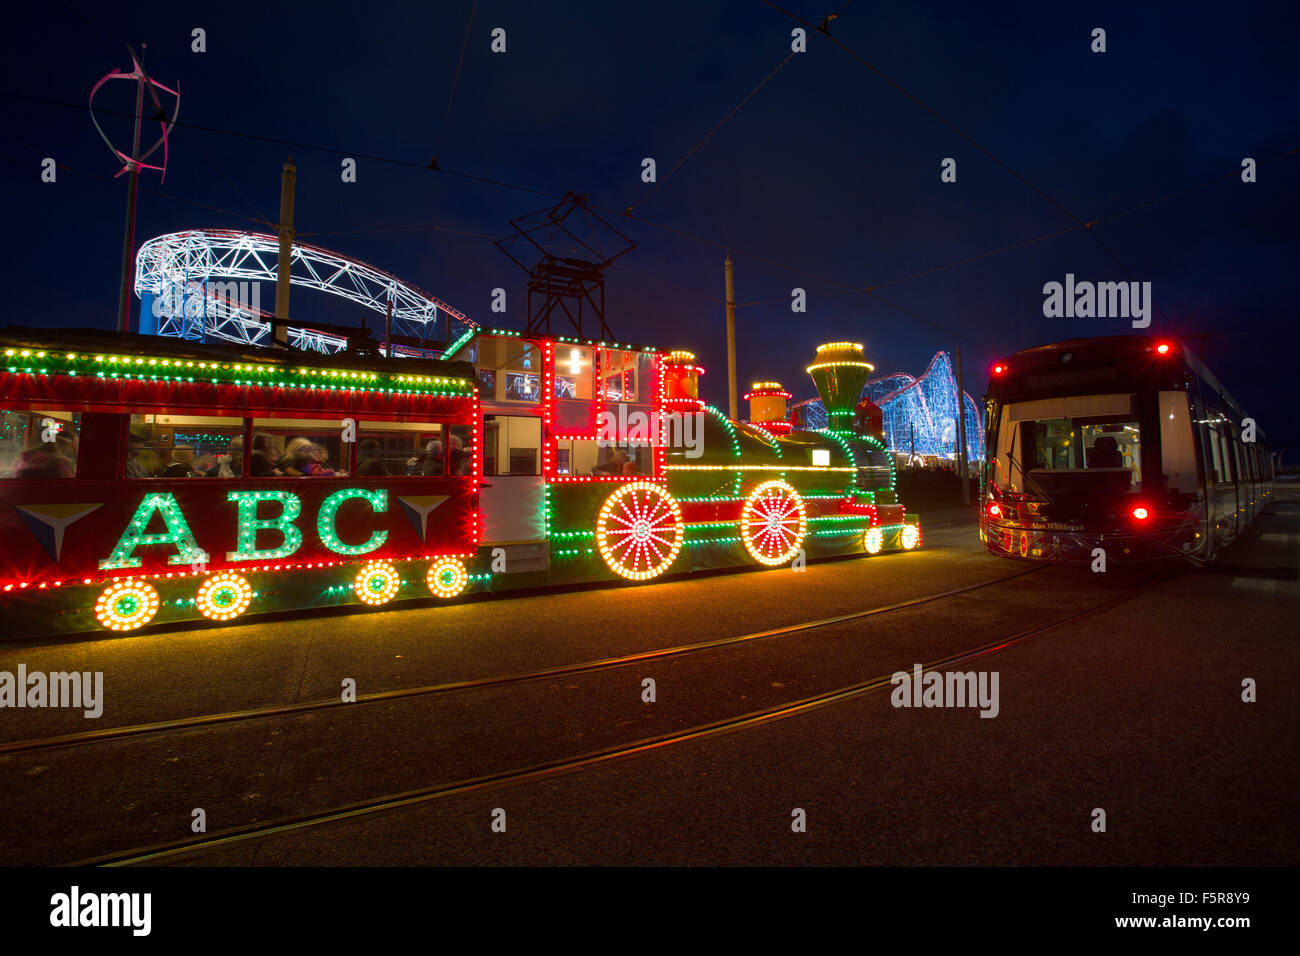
[441,326,665,361]
[0,326,475,383]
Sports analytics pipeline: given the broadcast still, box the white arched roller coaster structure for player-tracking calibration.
[134,229,476,353]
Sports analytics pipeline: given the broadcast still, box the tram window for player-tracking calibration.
[482,415,538,476]
[1218,432,1234,483]
[553,346,594,399]
[1205,426,1221,483]
[1158,391,1196,494]
[447,424,473,475]
[504,372,540,402]
[250,418,348,477]
[556,439,648,477]
[1022,415,1141,492]
[478,338,540,404]
[600,349,653,402]
[0,409,80,479]
[127,413,244,478]
[355,421,444,477]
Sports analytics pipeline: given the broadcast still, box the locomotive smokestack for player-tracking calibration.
[807,342,874,432]
[744,381,793,434]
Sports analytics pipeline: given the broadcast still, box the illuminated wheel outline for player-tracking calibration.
[595,481,684,581]
[901,524,920,550]
[863,527,884,555]
[95,580,160,631]
[740,480,807,566]
[195,571,253,621]
[354,560,400,605]
[427,558,468,598]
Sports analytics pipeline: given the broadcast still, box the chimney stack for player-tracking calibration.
[806,342,874,432]
[744,381,793,435]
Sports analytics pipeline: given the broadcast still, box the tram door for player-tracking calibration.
[477,414,547,568]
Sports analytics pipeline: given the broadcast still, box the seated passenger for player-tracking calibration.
[206,436,243,478]
[161,447,198,478]
[125,437,156,478]
[291,444,337,477]
[248,432,278,477]
[593,449,631,475]
[448,436,468,475]
[356,439,391,476]
[278,437,312,474]
[312,442,345,477]
[15,440,74,479]
[420,439,445,476]
[1089,435,1123,469]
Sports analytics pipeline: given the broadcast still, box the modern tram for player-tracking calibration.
[979,335,1272,564]
[0,328,919,638]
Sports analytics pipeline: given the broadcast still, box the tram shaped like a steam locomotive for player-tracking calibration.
[0,327,919,638]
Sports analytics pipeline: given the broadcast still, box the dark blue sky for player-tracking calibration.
[3,1,1297,458]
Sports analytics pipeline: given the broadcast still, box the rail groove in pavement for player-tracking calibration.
[73,569,1167,867]
[1,566,1046,758]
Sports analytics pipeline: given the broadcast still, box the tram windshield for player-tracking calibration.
[991,394,1142,495]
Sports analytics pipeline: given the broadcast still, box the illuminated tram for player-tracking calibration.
[0,328,919,638]
[980,336,1272,564]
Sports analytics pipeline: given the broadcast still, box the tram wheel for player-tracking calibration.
[354,560,400,605]
[427,557,468,598]
[195,571,253,621]
[595,481,684,581]
[740,479,807,566]
[95,579,160,631]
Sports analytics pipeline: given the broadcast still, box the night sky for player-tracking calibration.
[3,1,1296,459]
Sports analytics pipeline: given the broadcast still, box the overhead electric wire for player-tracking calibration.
[0,147,270,226]
[432,0,480,225]
[758,0,1083,226]
[727,144,1300,307]
[205,155,272,226]
[1,91,558,198]
[752,1,1297,327]
[630,0,854,214]
[5,85,1293,348]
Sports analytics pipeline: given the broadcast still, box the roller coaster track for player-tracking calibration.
[134,229,477,353]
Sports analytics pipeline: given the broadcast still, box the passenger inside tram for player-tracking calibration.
[249,432,278,477]
[356,438,392,476]
[15,439,74,479]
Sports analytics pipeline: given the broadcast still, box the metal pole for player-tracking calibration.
[274,156,297,345]
[956,347,970,504]
[725,254,737,420]
[115,65,146,333]
[384,289,394,357]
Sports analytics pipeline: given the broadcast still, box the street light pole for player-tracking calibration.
[725,254,737,420]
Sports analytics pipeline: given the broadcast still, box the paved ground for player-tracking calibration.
[0,487,1295,866]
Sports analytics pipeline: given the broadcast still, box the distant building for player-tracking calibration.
[791,351,983,462]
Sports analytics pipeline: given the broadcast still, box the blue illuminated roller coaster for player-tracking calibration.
[792,351,983,462]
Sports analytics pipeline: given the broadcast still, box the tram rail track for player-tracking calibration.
[73,568,1165,866]
[0,564,1046,758]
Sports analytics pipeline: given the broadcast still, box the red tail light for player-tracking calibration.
[987,502,1002,518]
[1132,506,1150,520]
[992,363,1006,375]
[1156,343,1171,355]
